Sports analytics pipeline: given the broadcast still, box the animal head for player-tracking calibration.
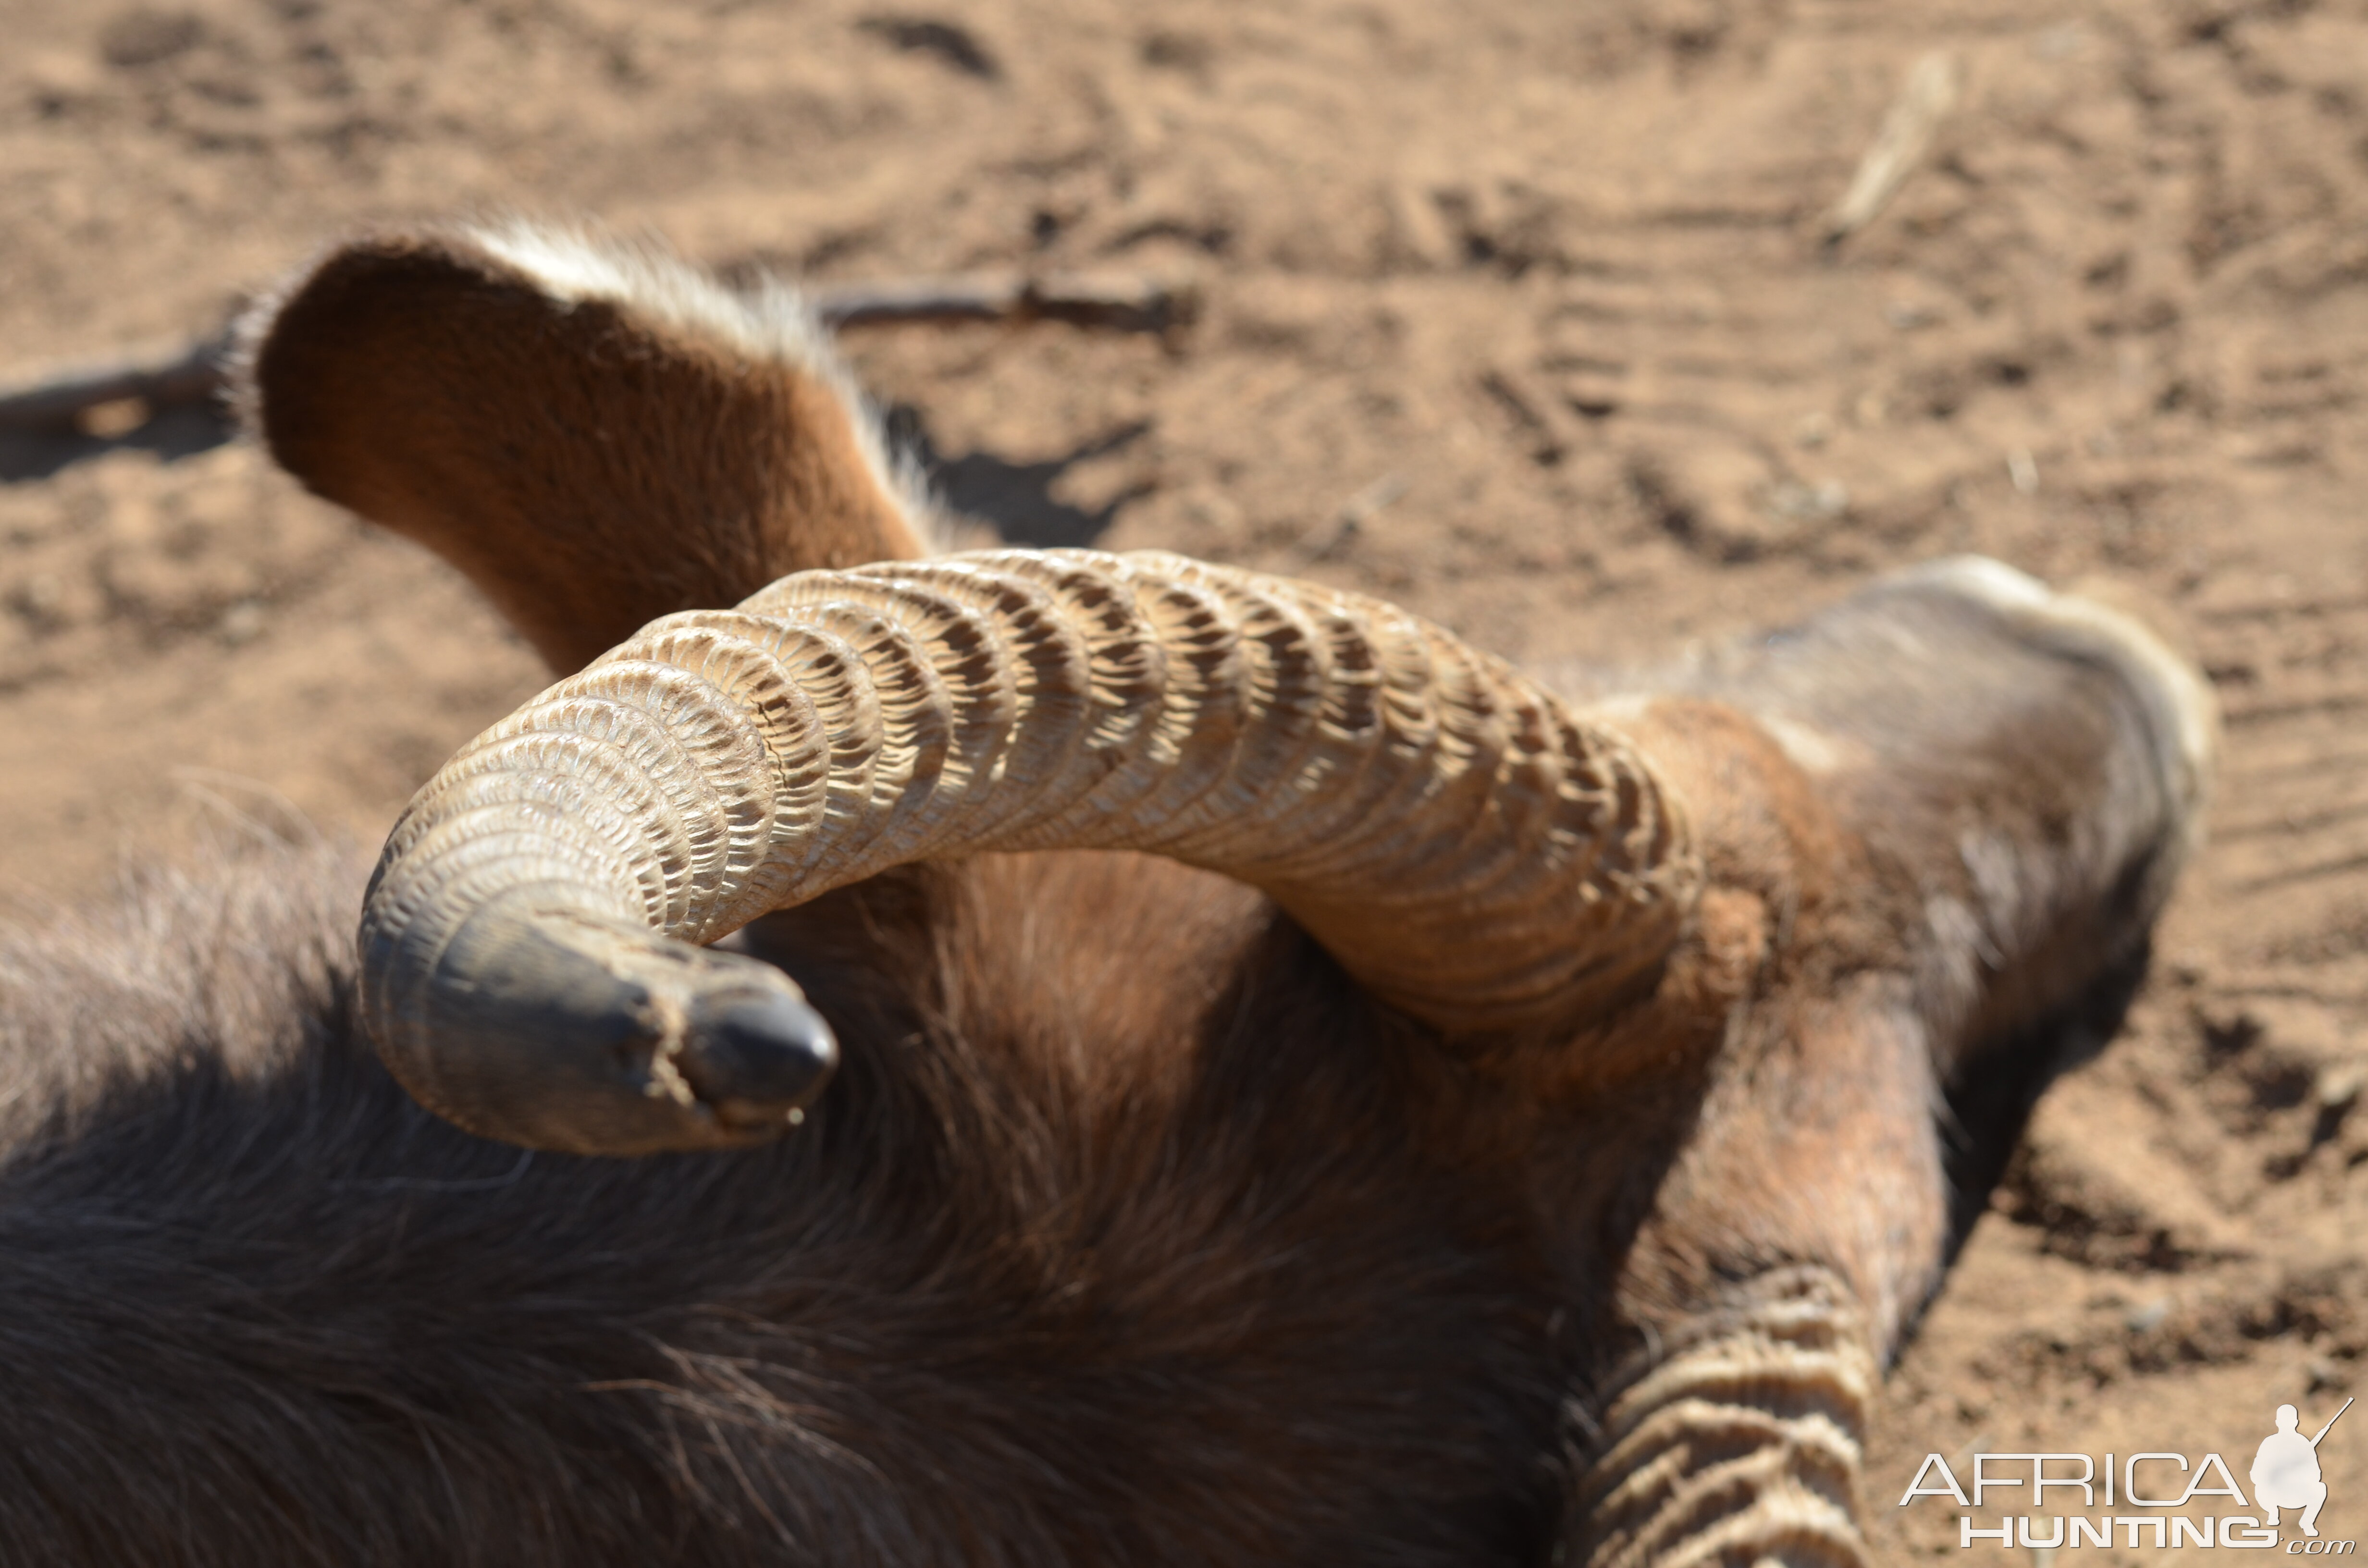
[0,216,2204,1565]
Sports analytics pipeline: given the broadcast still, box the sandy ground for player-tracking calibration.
[2,0,2364,1558]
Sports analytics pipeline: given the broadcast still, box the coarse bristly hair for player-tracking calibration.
[0,827,1568,1566]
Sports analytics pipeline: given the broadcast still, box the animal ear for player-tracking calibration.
[235,221,934,674]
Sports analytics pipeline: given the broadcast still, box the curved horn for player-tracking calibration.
[360,548,1700,1153]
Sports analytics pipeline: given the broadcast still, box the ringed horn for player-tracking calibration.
[359,548,1701,1153]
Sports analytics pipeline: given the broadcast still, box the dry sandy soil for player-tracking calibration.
[2,0,2365,1558]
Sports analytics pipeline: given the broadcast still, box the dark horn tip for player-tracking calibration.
[679,985,840,1126]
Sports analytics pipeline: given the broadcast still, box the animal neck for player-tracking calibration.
[0,842,1569,1566]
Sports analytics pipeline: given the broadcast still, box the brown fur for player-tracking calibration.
[0,834,1569,1565]
[0,224,2210,1564]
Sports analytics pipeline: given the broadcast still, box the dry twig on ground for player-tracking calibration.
[1821,49,1964,246]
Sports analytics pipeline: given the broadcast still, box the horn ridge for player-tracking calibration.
[359,548,1700,1151]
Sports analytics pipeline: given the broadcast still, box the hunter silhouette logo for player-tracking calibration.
[2257,1399,2351,1539]
[1897,1396,2356,1551]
